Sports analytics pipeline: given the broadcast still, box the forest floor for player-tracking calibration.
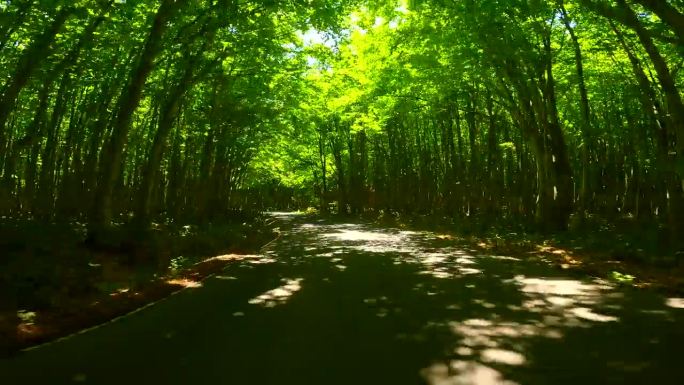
[1,213,683,384]
[0,216,277,355]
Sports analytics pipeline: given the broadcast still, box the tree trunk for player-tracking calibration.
[631,0,684,46]
[90,0,184,235]
[0,7,72,151]
[318,129,328,212]
[611,1,684,246]
[541,33,574,230]
[560,2,592,219]
[135,65,201,224]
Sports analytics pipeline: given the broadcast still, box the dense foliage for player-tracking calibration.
[0,0,355,231]
[0,0,683,247]
[258,0,684,246]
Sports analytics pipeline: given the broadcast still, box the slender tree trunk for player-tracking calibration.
[135,69,198,224]
[466,90,479,215]
[560,2,592,218]
[485,91,499,216]
[584,0,684,152]
[631,0,684,45]
[36,77,70,219]
[0,7,72,151]
[318,129,328,212]
[330,120,347,215]
[90,0,185,235]
[542,33,574,230]
[454,98,465,215]
[609,1,684,246]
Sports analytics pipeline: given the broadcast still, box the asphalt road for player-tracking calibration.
[2,213,684,384]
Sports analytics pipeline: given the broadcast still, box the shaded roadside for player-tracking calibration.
[0,216,276,355]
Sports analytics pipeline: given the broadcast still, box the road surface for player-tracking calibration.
[2,213,683,384]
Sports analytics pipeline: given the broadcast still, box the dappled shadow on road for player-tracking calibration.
[228,218,684,384]
[1,216,683,384]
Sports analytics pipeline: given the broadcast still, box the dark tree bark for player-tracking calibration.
[90,0,186,235]
[0,7,72,153]
[631,0,684,45]
[559,1,593,217]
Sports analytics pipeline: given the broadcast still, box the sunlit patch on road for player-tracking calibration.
[570,307,618,322]
[315,223,492,281]
[246,257,277,265]
[480,348,526,366]
[248,278,304,307]
[321,226,371,242]
[665,298,684,309]
[317,224,418,254]
[516,277,613,297]
[422,360,520,385]
[511,276,620,325]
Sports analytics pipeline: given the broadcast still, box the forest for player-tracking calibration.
[1,0,684,380]
[1,0,683,239]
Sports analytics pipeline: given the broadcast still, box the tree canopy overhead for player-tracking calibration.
[0,0,683,245]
